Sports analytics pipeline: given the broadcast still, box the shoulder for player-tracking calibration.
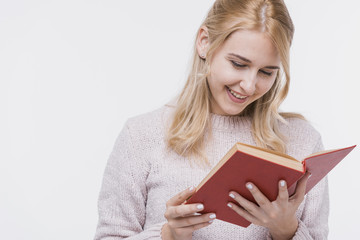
[279,117,323,157]
[123,104,174,141]
[280,117,321,140]
[126,104,173,128]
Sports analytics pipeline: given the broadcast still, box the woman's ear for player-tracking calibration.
[196,26,209,59]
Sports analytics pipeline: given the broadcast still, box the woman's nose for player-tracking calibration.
[239,70,257,95]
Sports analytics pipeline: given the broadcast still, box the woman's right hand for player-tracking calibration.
[161,186,216,240]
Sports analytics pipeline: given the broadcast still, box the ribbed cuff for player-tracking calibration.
[125,222,167,240]
[265,219,312,240]
[291,219,312,240]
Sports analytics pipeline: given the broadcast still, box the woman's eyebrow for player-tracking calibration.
[264,66,280,69]
[228,53,280,69]
[228,53,251,63]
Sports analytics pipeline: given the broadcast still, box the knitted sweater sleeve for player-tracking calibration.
[292,137,329,239]
[94,121,163,240]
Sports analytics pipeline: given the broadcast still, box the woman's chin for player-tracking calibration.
[218,106,245,116]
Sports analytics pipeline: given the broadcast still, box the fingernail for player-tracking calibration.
[280,180,285,187]
[229,193,235,199]
[227,203,232,208]
[189,186,195,192]
[246,183,253,190]
[209,220,214,223]
[209,213,216,219]
[308,173,312,179]
[197,204,204,210]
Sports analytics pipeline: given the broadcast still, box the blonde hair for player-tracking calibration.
[166,0,303,163]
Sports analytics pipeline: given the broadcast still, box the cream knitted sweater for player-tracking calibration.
[94,105,329,240]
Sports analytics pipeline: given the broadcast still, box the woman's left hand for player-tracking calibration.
[227,172,311,240]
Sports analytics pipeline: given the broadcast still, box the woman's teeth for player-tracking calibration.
[229,88,247,99]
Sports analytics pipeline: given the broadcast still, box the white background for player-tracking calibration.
[1,0,359,239]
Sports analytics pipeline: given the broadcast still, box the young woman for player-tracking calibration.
[94,0,328,239]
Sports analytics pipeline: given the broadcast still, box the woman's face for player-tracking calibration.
[206,29,281,116]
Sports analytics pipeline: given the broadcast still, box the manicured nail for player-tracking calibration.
[246,183,253,190]
[227,203,232,208]
[197,204,204,210]
[229,193,235,199]
[280,180,285,187]
[209,213,216,219]
[209,220,214,223]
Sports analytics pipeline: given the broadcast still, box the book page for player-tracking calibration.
[236,143,303,171]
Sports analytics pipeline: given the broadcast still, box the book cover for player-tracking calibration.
[186,143,356,227]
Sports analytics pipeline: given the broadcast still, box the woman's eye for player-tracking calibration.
[230,60,274,76]
[230,60,246,68]
[260,70,273,76]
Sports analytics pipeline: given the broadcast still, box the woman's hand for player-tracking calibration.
[161,187,216,240]
[227,172,311,240]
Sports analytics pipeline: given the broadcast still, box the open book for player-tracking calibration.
[186,142,356,227]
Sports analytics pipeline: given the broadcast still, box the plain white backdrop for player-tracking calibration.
[1,0,359,239]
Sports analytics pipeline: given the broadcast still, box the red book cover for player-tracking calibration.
[186,143,356,227]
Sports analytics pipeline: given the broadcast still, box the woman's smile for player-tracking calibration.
[226,86,248,103]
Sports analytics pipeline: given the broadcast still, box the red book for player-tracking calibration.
[186,143,356,227]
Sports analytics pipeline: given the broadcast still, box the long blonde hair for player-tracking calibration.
[166,0,303,163]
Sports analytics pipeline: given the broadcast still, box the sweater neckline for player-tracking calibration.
[209,112,252,131]
[163,104,252,131]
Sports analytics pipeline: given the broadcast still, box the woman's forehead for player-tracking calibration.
[219,30,280,65]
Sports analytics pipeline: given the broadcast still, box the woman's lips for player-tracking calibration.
[226,86,248,103]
